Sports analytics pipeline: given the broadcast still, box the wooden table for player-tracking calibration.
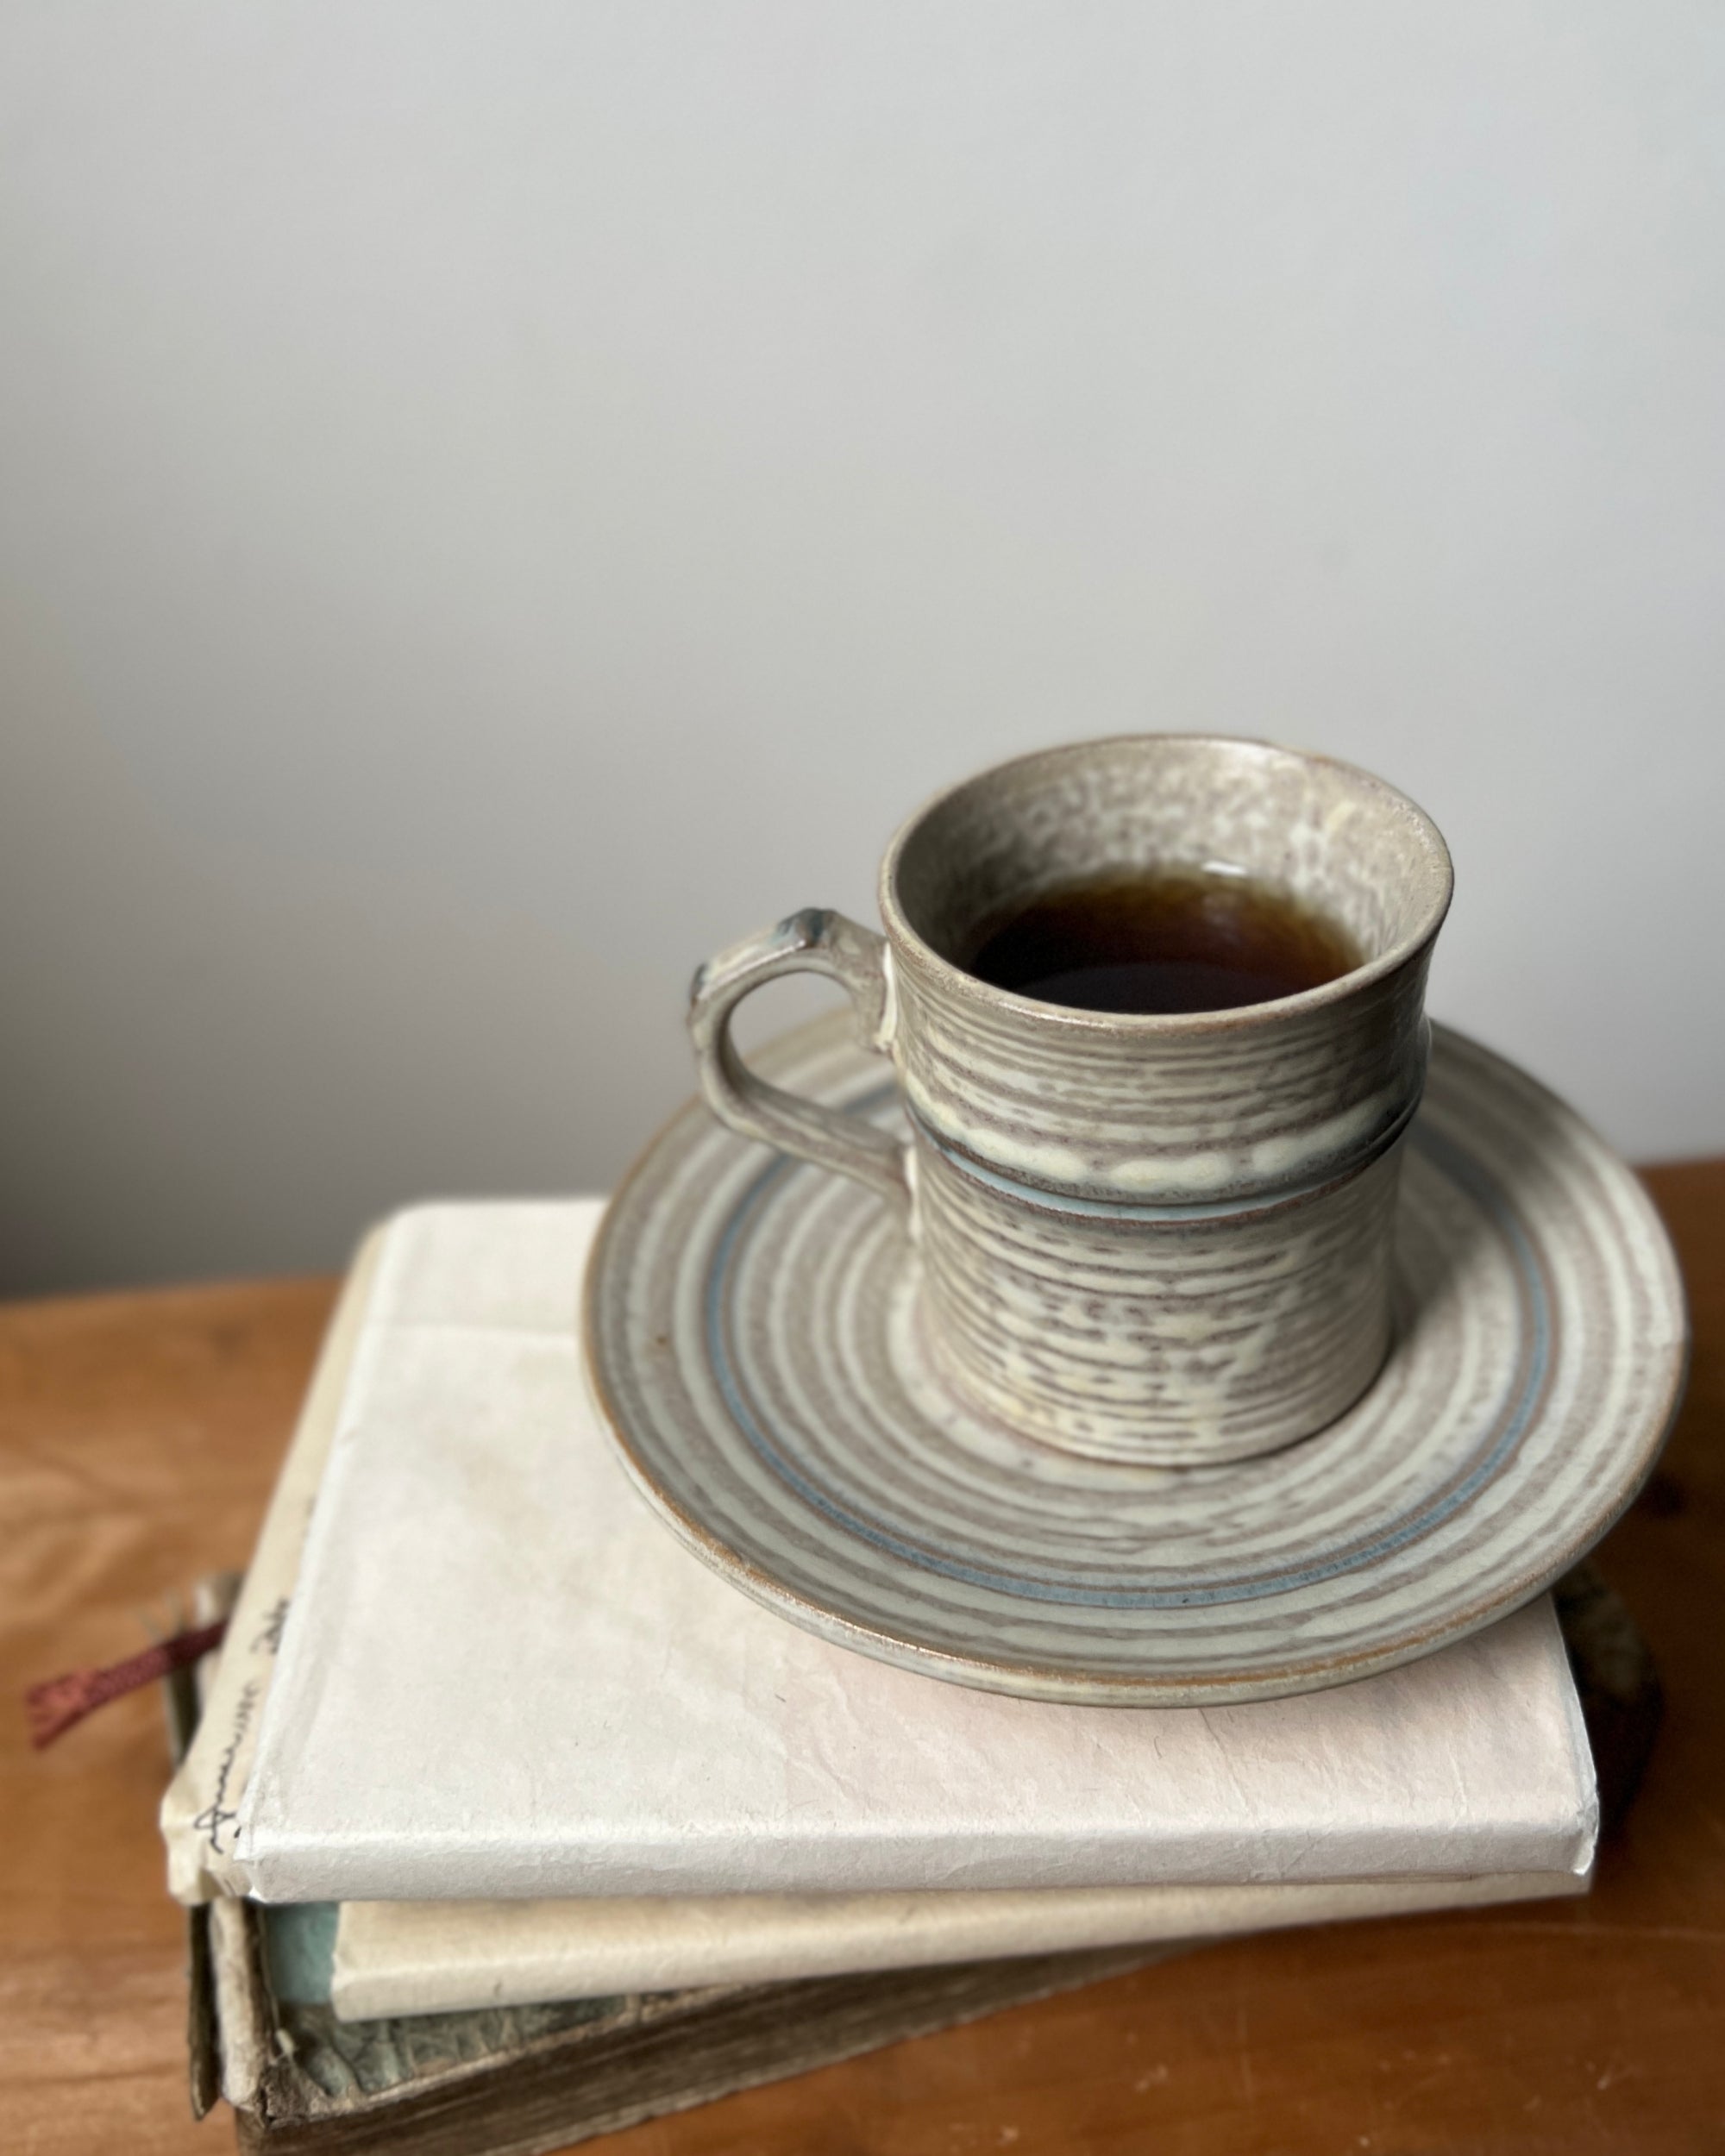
[6,1162,1723,2155]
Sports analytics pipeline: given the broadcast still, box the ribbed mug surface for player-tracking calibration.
[878,736,1452,1464]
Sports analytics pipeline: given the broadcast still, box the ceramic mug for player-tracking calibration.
[688,735,1452,1466]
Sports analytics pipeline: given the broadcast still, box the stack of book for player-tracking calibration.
[161,1201,1649,2153]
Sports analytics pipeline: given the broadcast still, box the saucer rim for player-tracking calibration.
[583,1016,1687,1707]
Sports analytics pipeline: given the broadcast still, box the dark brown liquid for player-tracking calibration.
[967,867,1361,1014]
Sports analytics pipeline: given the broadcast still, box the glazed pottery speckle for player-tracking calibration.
[584,1015,1685,1708]
[688,736,1452,1465]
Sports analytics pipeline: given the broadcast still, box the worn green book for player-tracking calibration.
[188,1851,1164,2154]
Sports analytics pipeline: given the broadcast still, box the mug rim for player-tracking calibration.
[876,732,1453,1035]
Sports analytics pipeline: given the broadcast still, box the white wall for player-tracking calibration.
[2,3,1721,1294]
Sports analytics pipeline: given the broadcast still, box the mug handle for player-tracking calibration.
[688,907,912,1214]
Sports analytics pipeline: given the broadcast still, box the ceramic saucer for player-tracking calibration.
[583,1015,1685,1707]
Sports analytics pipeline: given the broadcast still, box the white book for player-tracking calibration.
[166,1200,1596,1910]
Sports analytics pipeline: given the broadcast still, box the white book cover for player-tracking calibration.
[200,1201,1596,1905]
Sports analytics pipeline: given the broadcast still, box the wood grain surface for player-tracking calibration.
[4,1162,1722,2155]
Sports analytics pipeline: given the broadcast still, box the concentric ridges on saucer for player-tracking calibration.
[586,1014,1684,1706]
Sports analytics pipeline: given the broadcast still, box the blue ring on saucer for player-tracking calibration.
[702,1086,1552,1612]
